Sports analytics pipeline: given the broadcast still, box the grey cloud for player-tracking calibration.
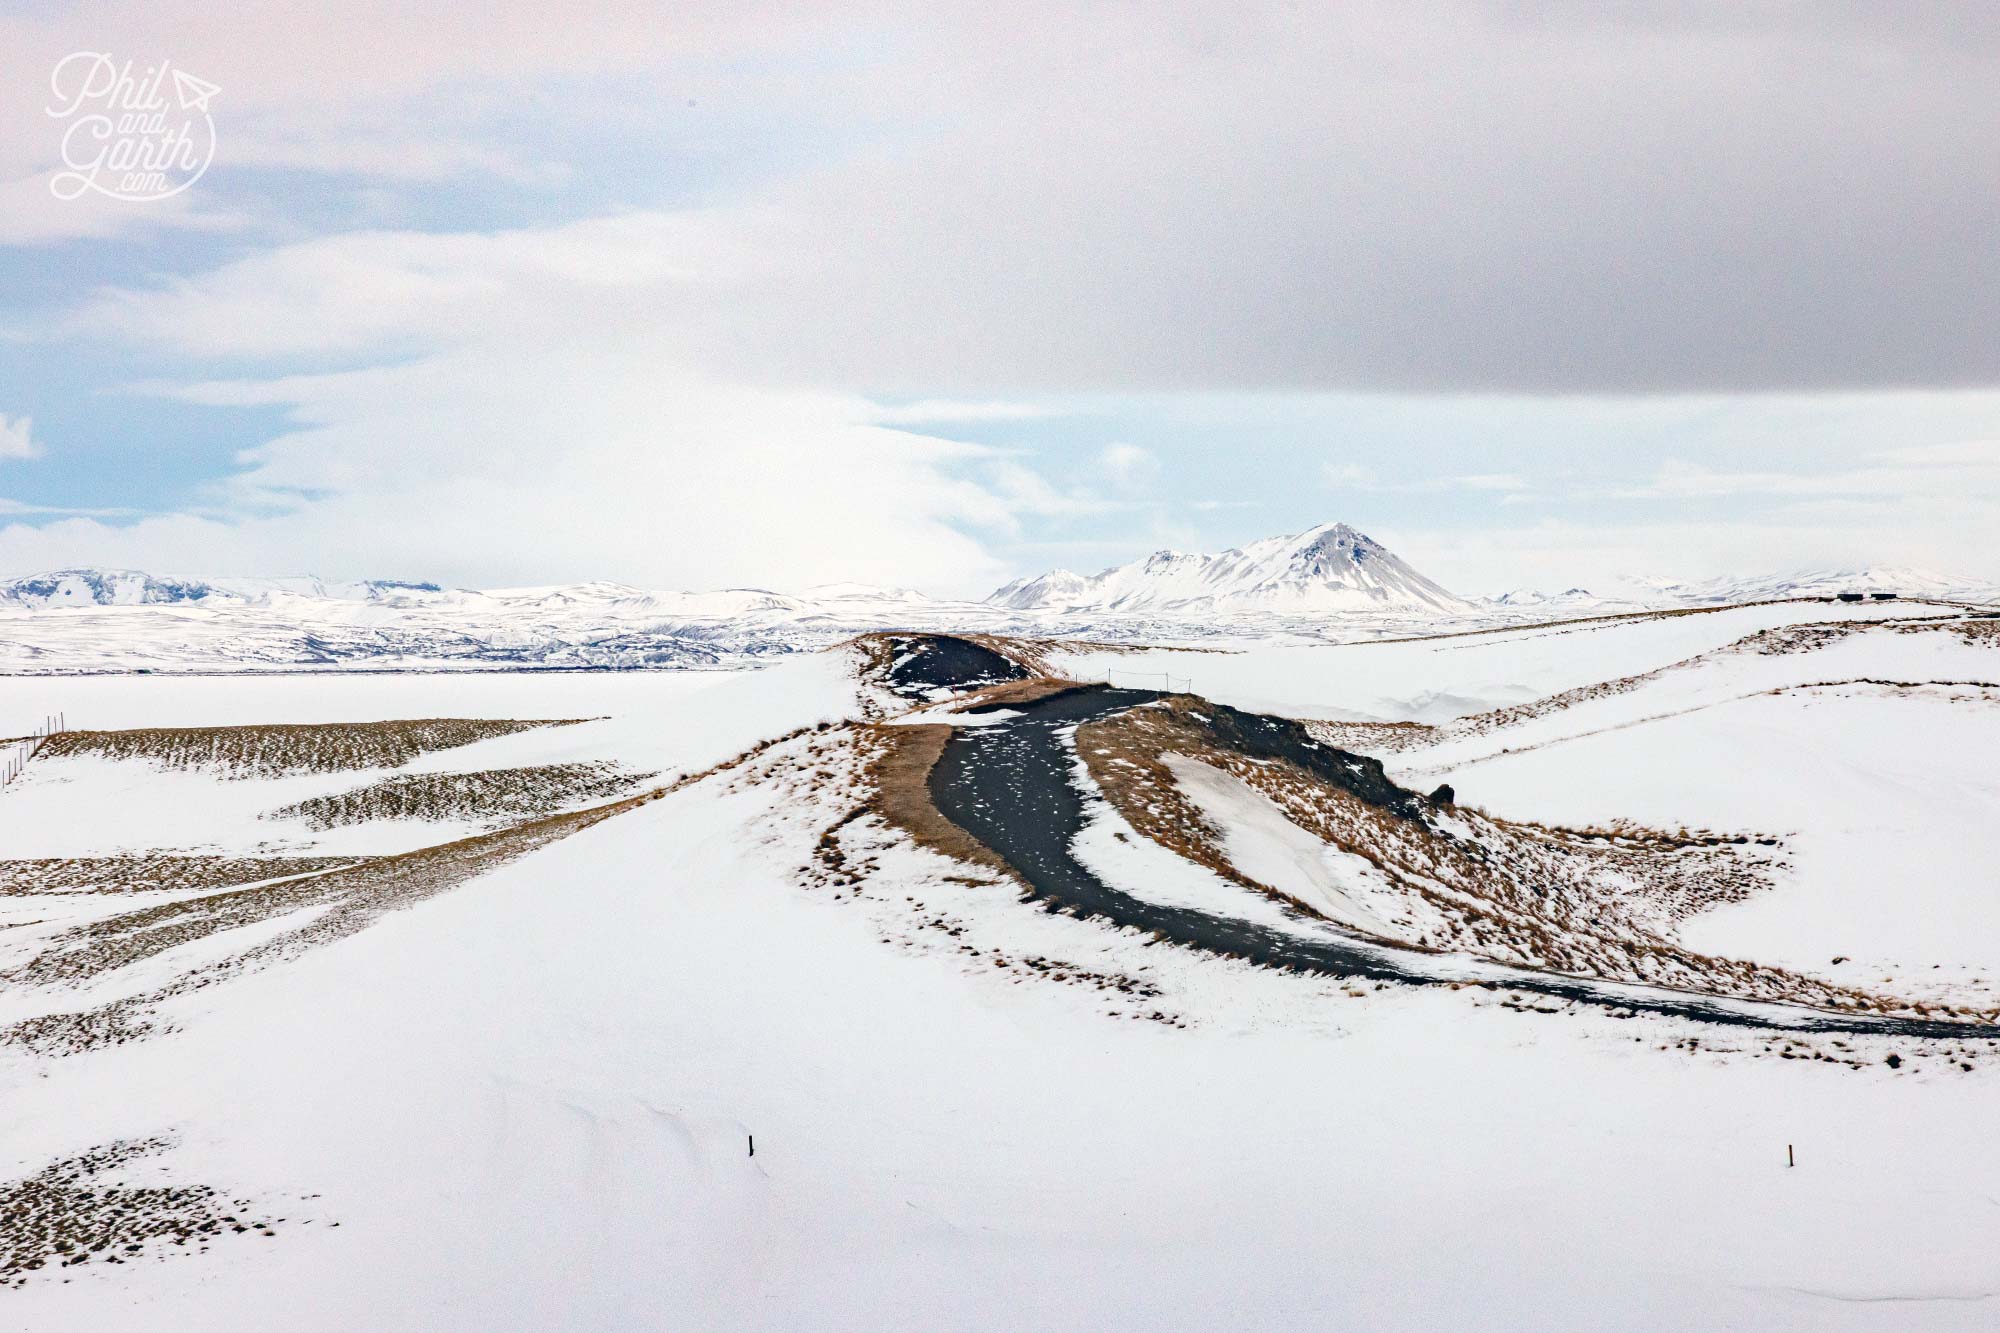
[39,1,2000,397]
[673,0,2000,395]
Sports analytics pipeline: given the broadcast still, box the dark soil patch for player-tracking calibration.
[879,635,1033,699]
[0,1138,291,1285]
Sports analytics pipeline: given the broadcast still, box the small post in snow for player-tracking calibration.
[748,1134,755,1158]
[1787,1144,1794,1168]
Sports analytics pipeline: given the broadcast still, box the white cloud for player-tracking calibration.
[67,212,752,358]
[0,171,245,247]
[1451,472,1531,493]
[0,355,1019,593]
[981,460,1122,523]
[4,221,1058,590]
[0,1,828,176]
[1404,488,2000,595]
[1878,440,2000,467]
[11,0,1999,589]
[1610,444,2000,503]
[1384,441,2000,591]
[1097,443,1158,488]
[0,414,42,460]
[1322,462,1531,497]
[870,399,1050,425]
[11,208,1122,592]
[9,2,2000,385]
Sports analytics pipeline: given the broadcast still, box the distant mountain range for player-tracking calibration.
[0,569,448,611]
[1488,565,1994,611]
[1,528,1993,673]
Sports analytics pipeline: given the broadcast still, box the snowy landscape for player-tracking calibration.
[4,523,1992,674]
[4,525,1999,1329]
[8,3,2000,1328]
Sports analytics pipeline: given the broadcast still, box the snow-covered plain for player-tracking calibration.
[4,603,2000,1330]
[1058,598,1959,721]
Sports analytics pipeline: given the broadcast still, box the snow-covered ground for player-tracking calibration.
[1057,598,1952,721]
[1161,753,1404,937]
[0,660,855,777]
[1423,681,2000,1006]
[0,662,856,861]
[1062,605,2000,1006]
[5,605,1999,1329]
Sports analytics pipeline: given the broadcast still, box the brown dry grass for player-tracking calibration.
[1309,616,1982,761]
[38,717,589,779]
[843,633,901,694]
[1076,696,1991,1021]
[1,793,646,1053]
[2,724,824,1057]
[927,676,1091,712]
[0,855,358,897]
[958,633,1067,677]
[724,721,1185,1022]
[1940,617,2000,645]
[267,761,651,829]
[1346,597,1961,649]
[859,723,1018,882]
[1073,702,1316,918]
[1301,718,1439,755]
[1873,616,2000,648]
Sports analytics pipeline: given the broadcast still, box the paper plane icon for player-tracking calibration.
[172,68,220,113]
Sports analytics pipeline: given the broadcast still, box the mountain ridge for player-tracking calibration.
[987,522,1470,615]
[3,545,1993,629]
[1486,565,1992,611]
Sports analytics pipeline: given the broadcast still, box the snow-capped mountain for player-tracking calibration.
[1484,565,1998,611]
[0,569,455,610]
[987,523,1470,615]
[0,568,223,609]
[1485,587,1599,609]
[0,567,1011,674]
[1632,566,1994,605]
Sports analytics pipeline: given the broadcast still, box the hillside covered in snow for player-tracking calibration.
[1490,566,1998,612]
[0,533,1994,676]
[5,597,2000,1328]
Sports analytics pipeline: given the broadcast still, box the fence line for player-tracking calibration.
[1104,668,1194,694]
[1,711,66,790]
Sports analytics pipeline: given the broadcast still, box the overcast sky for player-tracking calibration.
[2,1,1997,595]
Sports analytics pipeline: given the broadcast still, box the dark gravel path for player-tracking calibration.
[882,635,1030,700]
[928,683,2000,1039]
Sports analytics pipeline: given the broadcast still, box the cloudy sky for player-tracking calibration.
[2,1,1997,596]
